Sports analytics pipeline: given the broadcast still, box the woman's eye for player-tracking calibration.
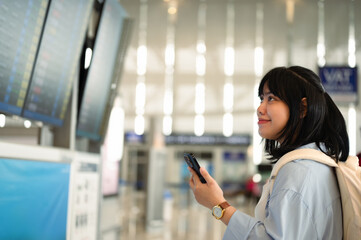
[268,96,274,101]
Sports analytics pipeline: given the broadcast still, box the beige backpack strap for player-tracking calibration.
[269,149,338,194]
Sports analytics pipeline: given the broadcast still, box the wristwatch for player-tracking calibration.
[212,201,230,220]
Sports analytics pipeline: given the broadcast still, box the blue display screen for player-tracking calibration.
[77,0,128,140]
[0,158,70,239]
[0,0,49,115]
[22,0,94,126]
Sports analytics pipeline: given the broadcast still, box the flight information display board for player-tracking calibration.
[22,0,94,126]
[77,0,128,140]
[0,0,49,115]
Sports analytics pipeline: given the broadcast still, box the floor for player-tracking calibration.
[105,185,257,240]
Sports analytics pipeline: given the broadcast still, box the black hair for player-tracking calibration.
[258,66,349,163]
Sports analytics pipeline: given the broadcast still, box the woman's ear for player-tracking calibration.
[300,97,307,118]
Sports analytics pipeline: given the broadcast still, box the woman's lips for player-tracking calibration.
[258,119,270,124]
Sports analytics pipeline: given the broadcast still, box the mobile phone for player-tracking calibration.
[183,152,207,184]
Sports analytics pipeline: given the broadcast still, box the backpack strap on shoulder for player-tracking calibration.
[267,148,361,239]
[269,148,338,194]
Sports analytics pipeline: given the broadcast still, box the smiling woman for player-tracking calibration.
[188,66,350,240]
[258,66,348,162]
[257,84,290,142]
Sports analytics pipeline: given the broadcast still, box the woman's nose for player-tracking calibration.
[257,102,265,116]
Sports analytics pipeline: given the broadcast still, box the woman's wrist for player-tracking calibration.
[211,200,237,225]
[220,206,237,225]
[209,198,227,210]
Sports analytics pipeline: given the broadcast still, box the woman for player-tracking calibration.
[188,66,347,239]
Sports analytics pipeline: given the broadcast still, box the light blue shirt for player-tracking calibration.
[223,143,342,240]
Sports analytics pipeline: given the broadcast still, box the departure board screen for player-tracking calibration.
[77,0,128,140]
[22,0,94,126]
[0,0,49,115]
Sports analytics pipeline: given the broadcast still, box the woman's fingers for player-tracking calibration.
[189,175,194,189]
[188,167,201,184]
[188,167,196,189]
[199,167,213,183]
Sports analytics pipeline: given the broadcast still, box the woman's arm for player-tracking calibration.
[188,167,237,225]
[189,166,320,240]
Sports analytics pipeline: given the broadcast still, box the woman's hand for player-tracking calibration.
[188,167,226,209]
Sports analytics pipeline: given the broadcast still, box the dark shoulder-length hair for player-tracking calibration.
[258,66,349,162]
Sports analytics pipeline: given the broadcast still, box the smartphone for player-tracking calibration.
[184,152,207,184]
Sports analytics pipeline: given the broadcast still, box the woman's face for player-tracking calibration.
[257,83,290,141]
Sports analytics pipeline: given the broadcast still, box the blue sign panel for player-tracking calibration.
[125,131,146,144]
[165,134,251,146]
[223,151,246,162]
[318,66,358,104]
[0,158,70,240]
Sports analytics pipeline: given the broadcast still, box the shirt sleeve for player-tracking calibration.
[223,189,318,240]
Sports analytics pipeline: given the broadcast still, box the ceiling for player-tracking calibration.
[118,0,361,135]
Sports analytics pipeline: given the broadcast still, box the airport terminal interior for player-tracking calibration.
[0,0,361,239]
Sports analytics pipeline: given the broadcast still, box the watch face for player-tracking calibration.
[213,206,223,218]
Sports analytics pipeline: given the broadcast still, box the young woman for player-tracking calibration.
[188,66,347,239]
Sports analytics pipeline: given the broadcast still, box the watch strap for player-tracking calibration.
[219,201,230,210]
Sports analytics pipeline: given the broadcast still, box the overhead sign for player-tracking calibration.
[165,134,251,146]
[318,66,358,104]
[125,132,146,144]
[223,151,246,162]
